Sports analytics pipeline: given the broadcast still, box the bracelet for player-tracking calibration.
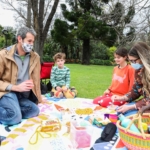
[134,104,137,109]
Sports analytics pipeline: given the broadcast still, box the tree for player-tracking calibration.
[105,0,150,46]
[0,0,60,59]
[52,0,117,64]
[0,25,16,48]
[30,0,60,57]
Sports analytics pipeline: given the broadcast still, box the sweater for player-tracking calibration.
[50,66,70,88]
[109,64,135,95]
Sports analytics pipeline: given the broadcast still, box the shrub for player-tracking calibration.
[90,42,109,60]
[90,59,111,65]
[107,46,117,63]
[42,55,53,62]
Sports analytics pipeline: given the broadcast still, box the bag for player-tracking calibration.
[90,123,117,150]
[46,81,52,91]
[101,122,117,141]
[40,81,48,94]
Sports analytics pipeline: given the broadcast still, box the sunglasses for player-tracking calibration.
[129,58,139,64]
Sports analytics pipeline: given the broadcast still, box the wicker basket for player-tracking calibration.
[116,113,150,150]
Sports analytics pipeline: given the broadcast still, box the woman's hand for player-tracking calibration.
[111,95,127,102]
[116,105,135,113]
[139,105,150,114]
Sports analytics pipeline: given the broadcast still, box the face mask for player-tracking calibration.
[22,43,33,53]
[131,63,143,70]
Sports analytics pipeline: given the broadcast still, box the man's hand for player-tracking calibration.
[11,80,34,92]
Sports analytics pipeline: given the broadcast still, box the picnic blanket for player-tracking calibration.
[0,97,127,150]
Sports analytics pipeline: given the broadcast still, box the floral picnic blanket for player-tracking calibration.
[0,98,120,150]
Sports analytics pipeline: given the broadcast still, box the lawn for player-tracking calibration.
[65,64,114,99]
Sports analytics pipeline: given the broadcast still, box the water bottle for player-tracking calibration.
[118,114,140,133]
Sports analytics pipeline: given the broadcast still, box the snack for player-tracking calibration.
[89,116,111,128]
[40,118,61,132]
[75,108,93,115]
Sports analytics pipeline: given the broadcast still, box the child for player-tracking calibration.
[93,48,135,107]
[50,52,77,98]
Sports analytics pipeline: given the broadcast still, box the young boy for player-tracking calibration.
[50,52,77,98]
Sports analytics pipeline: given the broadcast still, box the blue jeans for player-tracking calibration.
[0,92,39,125]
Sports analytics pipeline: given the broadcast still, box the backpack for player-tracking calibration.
[100,123,117,142]
[40,81,48,94]
[90,123,117,150]
[46,81,52,91]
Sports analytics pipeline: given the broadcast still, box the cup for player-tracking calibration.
[70,121,92,149]
[26,79,34,89]
[109,114,118,124]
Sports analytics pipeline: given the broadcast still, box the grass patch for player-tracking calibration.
[65,64,113,99]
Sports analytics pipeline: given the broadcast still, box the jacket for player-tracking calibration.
[0,44,42,103]
[125,68,149,108]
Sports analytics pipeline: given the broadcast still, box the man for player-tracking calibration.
[0,27,43,125]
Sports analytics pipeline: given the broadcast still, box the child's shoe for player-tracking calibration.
[70,87,77,97]
[54,91,63,98]
[63,90,76,98]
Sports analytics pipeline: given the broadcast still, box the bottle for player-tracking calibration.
[118,114,140,133]
[138,122,148,133]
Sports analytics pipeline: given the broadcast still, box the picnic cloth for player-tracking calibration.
[0,97,123,150]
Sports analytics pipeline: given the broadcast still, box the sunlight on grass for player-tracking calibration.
[66,64,113,99]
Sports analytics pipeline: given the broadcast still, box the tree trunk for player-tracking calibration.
[30,0,60,61]
[82,39,90,65]
[27,0,32,28]
[34,35,44,62]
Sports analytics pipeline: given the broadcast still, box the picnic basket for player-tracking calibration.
[116,113,150,150]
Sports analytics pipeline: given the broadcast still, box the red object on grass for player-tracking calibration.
[40,62,54,79]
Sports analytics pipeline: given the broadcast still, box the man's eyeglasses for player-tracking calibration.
[129,58,139,64]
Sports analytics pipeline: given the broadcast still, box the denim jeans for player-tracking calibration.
[0,92,39,125]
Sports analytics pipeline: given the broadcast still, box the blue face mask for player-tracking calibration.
[131,63,143,70]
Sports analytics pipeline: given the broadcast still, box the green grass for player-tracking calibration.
[65,64,113,99]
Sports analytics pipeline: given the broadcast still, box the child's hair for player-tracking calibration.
[115,48,128,58]
[53,53,66,62]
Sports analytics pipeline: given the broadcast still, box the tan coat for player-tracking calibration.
[0,44,42,103]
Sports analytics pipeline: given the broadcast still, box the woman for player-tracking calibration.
[112,42,150,116]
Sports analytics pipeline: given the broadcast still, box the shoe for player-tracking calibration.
[54,91,63,98]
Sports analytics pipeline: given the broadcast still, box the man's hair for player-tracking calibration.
[53,53,66,62]
[16,27,36,41]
